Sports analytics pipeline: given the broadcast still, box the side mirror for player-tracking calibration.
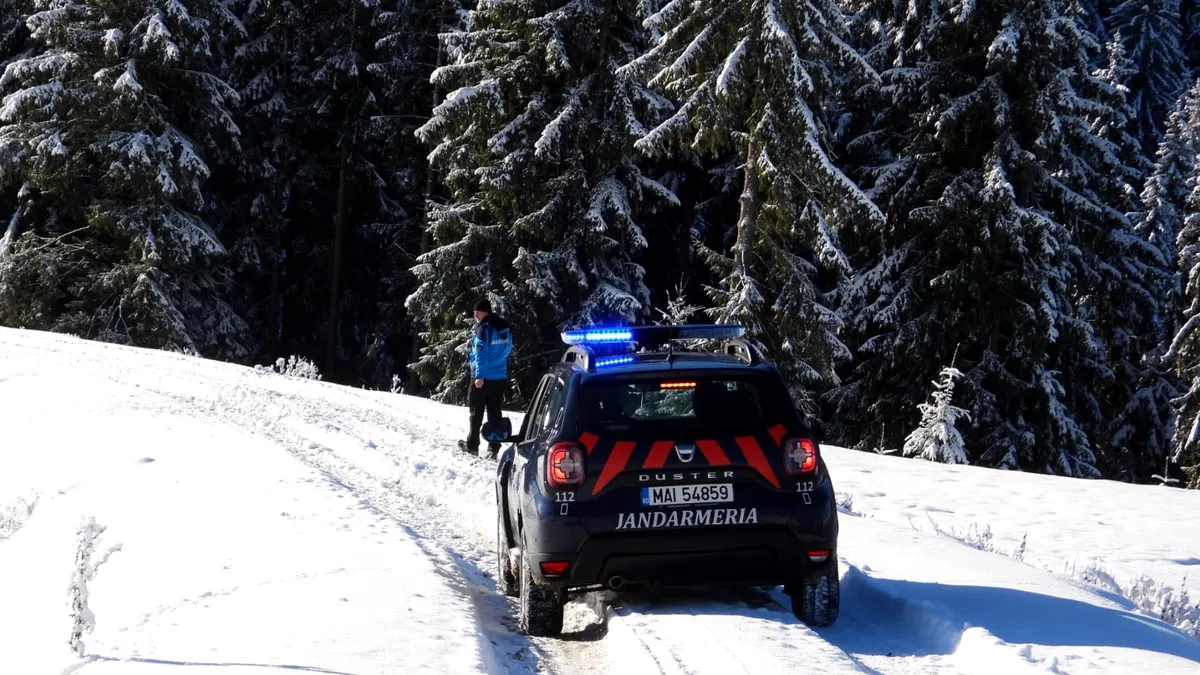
[482,417,518,443]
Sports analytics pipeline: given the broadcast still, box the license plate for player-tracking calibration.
[641,483,734,506]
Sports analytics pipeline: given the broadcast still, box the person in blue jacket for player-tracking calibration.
[459,297,513,455]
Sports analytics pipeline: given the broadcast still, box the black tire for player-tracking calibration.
[790,568,840,627]
[517,549,564,636]
[496,512,517,597]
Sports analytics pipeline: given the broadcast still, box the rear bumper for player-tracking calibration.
[527,525,836,592]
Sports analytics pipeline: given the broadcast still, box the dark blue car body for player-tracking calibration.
[490,326,840,636]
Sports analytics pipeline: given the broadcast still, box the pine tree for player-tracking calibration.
[1109,0,1188,153]
[0,0,29,259]
[1074,0,1111,47]
[1056,30,1175,480]
[409,0,673,403]
[618,0,883,414]
[903,364,971,464]
[220,0,430,385]
[0,0,26,71]
[1111,78,1200,480]
[835,0,1132,478]
[218,0,306,355]
[1184,0,1200,70]
[1170,155,1200,488]
[0,0,252,357]
[1137,80,1200,321]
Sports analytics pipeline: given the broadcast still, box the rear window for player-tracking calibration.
[577,376,779,434]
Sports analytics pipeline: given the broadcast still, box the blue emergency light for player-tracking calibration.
[563,328,634,342]
[560,324,746,346]
[594,355,634,368]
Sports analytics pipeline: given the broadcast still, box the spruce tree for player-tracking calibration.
[409,0,672,403]
[0,1,26,70]
[1109,0,1187,153]
[835,0,1139,477]
[0,0,29,258]
[0,0,252,357]
[903,364,971,464]
[220,0,306,355]
[221,0,430,384]
[618,0,882,414]
[1136,80,1200,322]
[1170,157,1200,487]
[1048,29,1174,480]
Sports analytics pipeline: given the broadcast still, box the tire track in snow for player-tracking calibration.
[136,384,585,672]
[597,588,870,675]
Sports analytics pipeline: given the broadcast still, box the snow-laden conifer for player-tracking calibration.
[619,0,882,413]
[903,364,971,464]
[1169,142,1200,488]
[1110,0,1188,153]
[833,0,1138,478]
[220,0,430,382]
[0,0,252,357]
[409,0,672,402]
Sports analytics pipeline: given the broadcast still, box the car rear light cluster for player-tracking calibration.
[807,549,831,563]
[540,561,570,575]
[783,437,819,474]
[546,441,586,488]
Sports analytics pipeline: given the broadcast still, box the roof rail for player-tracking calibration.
[722,338,760,365]
[561,344,594,371]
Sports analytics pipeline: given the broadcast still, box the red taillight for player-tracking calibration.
[783,437,818,474]
[807,549,831,563]
[547,442,585,488]
[540,561,570,575]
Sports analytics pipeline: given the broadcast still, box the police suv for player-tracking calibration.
[486,324,839,637]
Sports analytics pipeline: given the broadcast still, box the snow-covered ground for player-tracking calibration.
[1,327,1198,674]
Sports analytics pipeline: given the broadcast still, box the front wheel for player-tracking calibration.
[517,549,564,636]
[788,568,840,627]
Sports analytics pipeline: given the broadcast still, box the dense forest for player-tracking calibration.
[1,0,1199,487]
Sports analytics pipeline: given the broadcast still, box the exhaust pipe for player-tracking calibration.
[607,575,625,590]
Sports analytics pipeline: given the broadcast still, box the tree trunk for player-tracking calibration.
[735,139,760,288]
[0,209,19,259]
[0,187,26,259]
[269,27,290,355]
[326,143,350,377]
[268,226,282,351]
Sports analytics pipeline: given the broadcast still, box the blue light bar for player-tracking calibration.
[560,324,746,346]
[595,356,634,368]
[561,328,634,344]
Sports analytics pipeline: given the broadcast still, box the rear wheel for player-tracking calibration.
[496,512,517,597]
[518,549,564,636]
[789,568,839,627]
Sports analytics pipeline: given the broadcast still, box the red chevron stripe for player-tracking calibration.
[767,424,787,446]
[592,440,636,495]
[643,440,674,469]
[579,431,599,454]
[735,435,780,488]
[696,439,730,466]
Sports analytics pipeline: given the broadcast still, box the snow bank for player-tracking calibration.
[822,446,1200,600]
[0,338,489,674]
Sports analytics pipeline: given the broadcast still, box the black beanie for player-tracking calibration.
[473,297,492,313]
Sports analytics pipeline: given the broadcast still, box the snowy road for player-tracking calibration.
[3,328,1199,674]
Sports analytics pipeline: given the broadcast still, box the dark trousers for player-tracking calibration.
[468,379,508,451]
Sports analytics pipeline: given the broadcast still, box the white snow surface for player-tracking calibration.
[1,327,1198,674]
